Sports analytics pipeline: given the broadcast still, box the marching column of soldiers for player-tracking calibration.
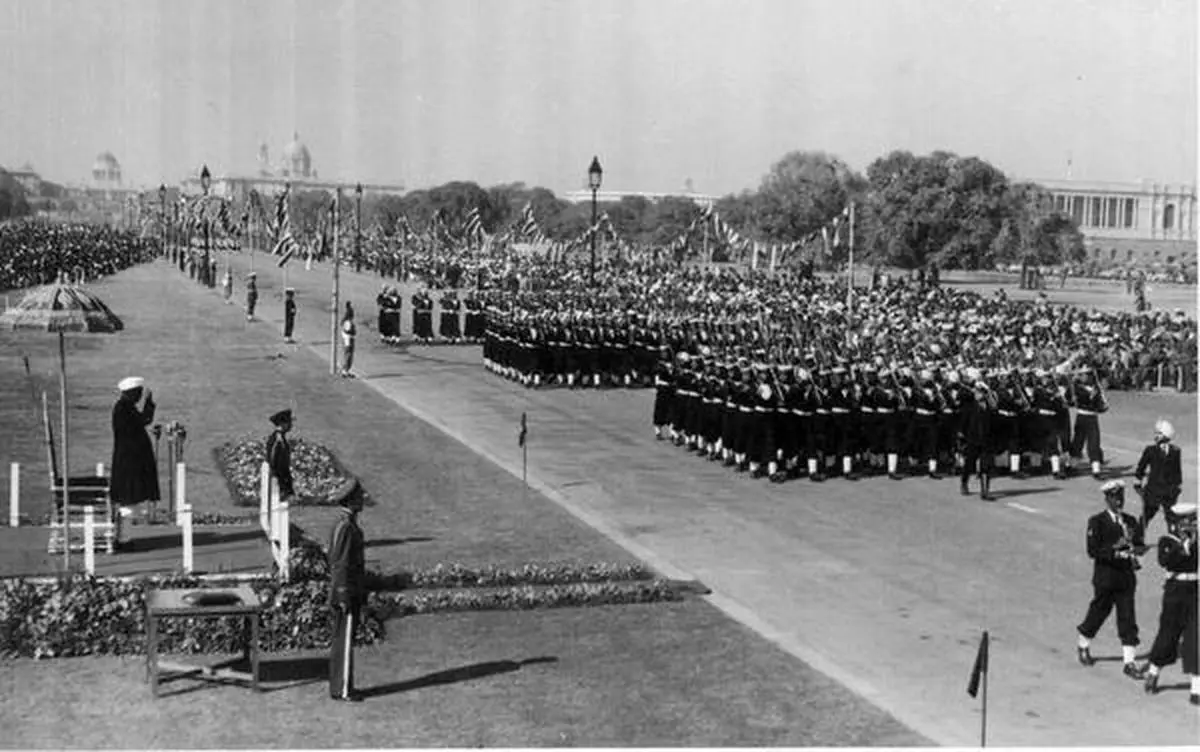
[482,307,663,388]
[651,351,1111,500]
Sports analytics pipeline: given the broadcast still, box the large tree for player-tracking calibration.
[858,150,1012,269]
[755,150,852,244]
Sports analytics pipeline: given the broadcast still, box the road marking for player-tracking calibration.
[1007,502,1044,515]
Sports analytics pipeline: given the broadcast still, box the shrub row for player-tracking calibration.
[15,512,257,527]
[285,531,654,590]
[0,575,681,659]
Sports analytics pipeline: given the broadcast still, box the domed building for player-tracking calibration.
[181,133,404,203]
[92,152,122,187]
[278,134,313,179]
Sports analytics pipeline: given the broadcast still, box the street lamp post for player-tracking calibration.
[587,156,603,284]
[158,185,167,259]
[355,183,363,274]
[200,165,212,287]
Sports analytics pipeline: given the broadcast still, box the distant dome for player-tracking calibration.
[92,151,122,186]
[280,134,312,178]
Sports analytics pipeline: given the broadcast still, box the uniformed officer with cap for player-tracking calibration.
[327,477,367,702]
[1076,479,1147,678]
[1136,501,1198,704]
[245,272,258,322]
[265,409,295,502]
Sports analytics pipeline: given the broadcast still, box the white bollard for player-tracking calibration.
[9,462,18,528]
[174,463,186,526]
[268,476,279,540]
[181,504,193,574]
[83,506,96,575]
[278,502,290,580]
[95,462,105,478]
[259,462,271,534]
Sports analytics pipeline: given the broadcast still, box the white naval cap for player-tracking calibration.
[1100,479,1125,495]
[117,376,144,392]
[1169,502,1197,518]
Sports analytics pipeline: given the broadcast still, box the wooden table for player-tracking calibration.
[145,585,263,697]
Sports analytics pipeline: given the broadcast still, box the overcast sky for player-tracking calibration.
[1,0,1195,194]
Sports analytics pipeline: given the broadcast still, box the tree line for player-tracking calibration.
[293,148,1085,270]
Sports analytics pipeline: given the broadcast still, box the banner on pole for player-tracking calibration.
[518,412,528,447]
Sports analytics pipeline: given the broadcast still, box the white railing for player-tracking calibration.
[259,461,290,581]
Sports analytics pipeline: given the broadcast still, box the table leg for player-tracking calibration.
[147,613,159,697]
[250,613,260,691]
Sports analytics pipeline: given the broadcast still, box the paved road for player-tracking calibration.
[209,256,1199,747]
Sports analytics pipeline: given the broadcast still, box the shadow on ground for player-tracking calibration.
[360,656,559,699]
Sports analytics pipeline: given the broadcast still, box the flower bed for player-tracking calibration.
[0,573,682,659]
[213,435,373,508]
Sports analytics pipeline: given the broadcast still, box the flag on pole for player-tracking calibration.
[518,412,528,447]
[967,631,989,698]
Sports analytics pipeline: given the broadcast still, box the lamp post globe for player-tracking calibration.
[587,156,602,283]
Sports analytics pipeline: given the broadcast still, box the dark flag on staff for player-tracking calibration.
[967,630,989,698]
[518,412,527,447]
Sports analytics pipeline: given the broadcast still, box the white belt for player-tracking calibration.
[876,408,894,415]
[792,410,812,417]
[998,410,1016,417]
[1168,572,1198,582]
[753,407,769,413]
[831,408,850,414]
[1077,409,1098,416]
[738,407,752,413]
[860,407,875,413]
[915,409,936,416]
[1037,410,1056,416]
[816,409,830,415]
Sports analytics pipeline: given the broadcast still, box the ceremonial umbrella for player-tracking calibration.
[0,278,124,572]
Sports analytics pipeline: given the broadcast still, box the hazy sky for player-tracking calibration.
[1,0,1195,195]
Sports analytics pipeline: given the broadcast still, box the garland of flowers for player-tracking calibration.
[213,434,373,507]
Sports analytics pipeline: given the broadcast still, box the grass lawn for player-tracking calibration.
[0,260,927,746]
[0,602,926,748]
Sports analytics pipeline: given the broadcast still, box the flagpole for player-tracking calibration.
[981,659,989,749]
[331,191,341,376]
[847,200,855,312]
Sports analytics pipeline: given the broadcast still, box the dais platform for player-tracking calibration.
[0,522,273,578]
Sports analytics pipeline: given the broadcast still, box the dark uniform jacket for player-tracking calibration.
[109,394,160,505]
[328,507,367,609]
[1086,510,1145,590]
[266,430,294,498]
[960,390,993,448]
[1134,443,1183,495]
[1157,531,1197,578]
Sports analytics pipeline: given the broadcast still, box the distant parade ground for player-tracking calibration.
[0,215,1194,746]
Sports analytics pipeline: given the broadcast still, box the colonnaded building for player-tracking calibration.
[1039,178,1196,267]
[178,134,406,201]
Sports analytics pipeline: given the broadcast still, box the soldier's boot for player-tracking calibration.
[654,426,663,441]
[724,451,737,467]
[928,459,942,480]
[593,373,602,388]
[960,474,971,496]
[533,374,542,387]
[887,453,902,480]
[1091,460,1103,480]
[980,474,993,501]
[768,461,785,483]
[842,456,857,481]
[749,462,762,478]
[808,458,825,482]
[624,374,632,387]
[1050,454,1065,480]
[567,373,576,387]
